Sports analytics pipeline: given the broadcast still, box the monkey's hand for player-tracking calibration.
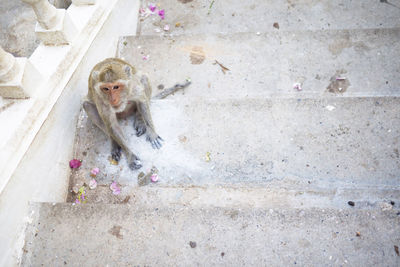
[146,133,163,149]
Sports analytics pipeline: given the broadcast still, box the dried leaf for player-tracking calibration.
[395,245,399,256]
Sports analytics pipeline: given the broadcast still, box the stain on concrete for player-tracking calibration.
[178,0,193,3]
[190,46,205,64]
[394,148,399,158]
[108,225,123,239]
[327,70,350,94]
[328,32,370,56]
[225,210,239,220]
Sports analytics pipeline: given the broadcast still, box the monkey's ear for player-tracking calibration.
[92,70,100,81]
[124,65,133,78]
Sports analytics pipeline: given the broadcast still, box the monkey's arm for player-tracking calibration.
[135,100,163,149]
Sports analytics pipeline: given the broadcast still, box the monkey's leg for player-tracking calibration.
[84,101,142,169]
[111,140,122,162]
[137,101,163,149]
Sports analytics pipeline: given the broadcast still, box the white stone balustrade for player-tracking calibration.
[22,0,78,45]
[72,0,96,5]
[0,46,42,98]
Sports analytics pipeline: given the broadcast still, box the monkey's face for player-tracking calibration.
[100,82,127,109]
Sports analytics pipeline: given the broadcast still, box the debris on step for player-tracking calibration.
[90,167,99,177]
[293,83,302,91]
[138,166,159,186]
[69,159,82,169]
[325,105,336,111]
[348,201,355,207]
[213,60,230,74]
[110,181,121,195]
[88,179,97,190]
[273,22,280,29]
[205,152,211,162]
[75,186,87,204]
[189,241,197,248]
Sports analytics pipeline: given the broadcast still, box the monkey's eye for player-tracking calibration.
[102,87,109,91]
[113,85,119,90]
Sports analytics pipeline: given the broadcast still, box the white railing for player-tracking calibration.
[0,0,98,99]
[0,0,118,195]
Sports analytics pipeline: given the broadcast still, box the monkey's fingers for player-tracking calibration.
[149,136,163,149]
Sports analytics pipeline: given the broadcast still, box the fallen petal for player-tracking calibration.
[69,159,82,169]
[158,9,165,19]
[149,4,156,12]
[89,179,97,189]
[325,105,336,111]
[293,83,302,91]
[110,181,121,195]
[163,24,170,31]
[150,173,159,183]
[90,167,100,176]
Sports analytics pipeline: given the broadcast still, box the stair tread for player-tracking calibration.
[137,0,400,35]
[22,202,400,266]
[118,29,400,98]
[71,97,400,188]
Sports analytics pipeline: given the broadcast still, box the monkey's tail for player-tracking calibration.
[153,79,191,99]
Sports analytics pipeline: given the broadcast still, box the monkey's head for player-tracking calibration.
[92,63,134,112]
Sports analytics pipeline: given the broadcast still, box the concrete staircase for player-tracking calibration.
[21,0,400,265]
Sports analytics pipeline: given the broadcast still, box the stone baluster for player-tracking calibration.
[0,47,18,83]
[72,0,96,5]
[22,0,77,45]
[0,47,42,98]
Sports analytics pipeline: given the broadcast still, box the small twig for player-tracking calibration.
[213,60,230,74]
[207,0,215,15]
[153,79,192,99]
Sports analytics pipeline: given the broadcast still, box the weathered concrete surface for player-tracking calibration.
[0,0,140,265]
[0,0,39,57]
[70,97,400,190]
[119,29,400,98]
[137,0,400,35]
[22,202,400,266]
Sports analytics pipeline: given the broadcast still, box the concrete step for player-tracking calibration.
[118,29,400,98]
[22,202,400,266]
[70,97,400,190]
[137,0,400,35]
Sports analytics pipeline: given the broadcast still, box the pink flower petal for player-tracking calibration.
[110,181,121,195]
[69,159,82,169]
[150,173,159,183]
[158,9,165,19]
[90,167,100,176]
[163,24,170,31]
[293,83,302,91]
[149,4,156,12]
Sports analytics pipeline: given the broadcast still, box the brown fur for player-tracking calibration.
[84,58,162,170]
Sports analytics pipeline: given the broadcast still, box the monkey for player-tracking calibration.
[83,58,162,170]
[83,58,191,170]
